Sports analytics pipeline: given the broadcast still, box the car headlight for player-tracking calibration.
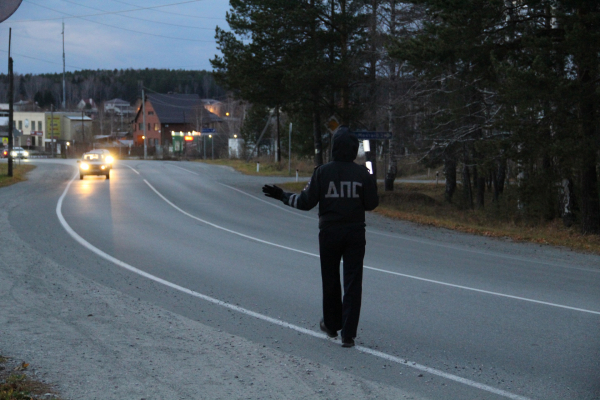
[101,165,106,170]
[23,151,29,156]
[10,151,16,157]
[80,162,89,170]
[105,156,114,163]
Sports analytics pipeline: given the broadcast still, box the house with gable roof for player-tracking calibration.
[132,93,222,147]
[104,98,133,115]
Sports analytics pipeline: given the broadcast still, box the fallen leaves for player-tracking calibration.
[13,362,29,372]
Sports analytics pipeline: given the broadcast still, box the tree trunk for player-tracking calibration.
[492,169,499,203]
[580,162,600,234]
[496,158,506,194]
[313,97,324,167]
[462,148,474,210]
[275,107,281,163]
[476,172,485,209]
[561,178,576,228]
[462,164,473,210]
[384,0,398,192]
[444,152,456,203]
[575,5,600,234]
[385,91,398,191]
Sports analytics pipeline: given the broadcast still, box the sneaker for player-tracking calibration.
[341,337,355,348]
[319,319,338,338]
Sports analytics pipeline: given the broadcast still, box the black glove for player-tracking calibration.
[262,184,284,200]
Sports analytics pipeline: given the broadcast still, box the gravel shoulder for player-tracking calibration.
[0,168,423,399]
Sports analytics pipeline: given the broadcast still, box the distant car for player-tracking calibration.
[10,147,29,159]
[1,148,8,158]
[78,150,114,180]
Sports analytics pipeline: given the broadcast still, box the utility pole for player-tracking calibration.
[62,20,66,109]
[81,108,84,150]
[51,104,55,158]
[288,123,292,175]
[7,28,13,177]
[142,88,147,160]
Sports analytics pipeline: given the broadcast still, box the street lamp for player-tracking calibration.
[209,134,213,160]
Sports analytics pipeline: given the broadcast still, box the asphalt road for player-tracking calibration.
[3,158,600,399]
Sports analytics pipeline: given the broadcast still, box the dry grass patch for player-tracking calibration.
[0,356,60,400]
[0,164,36,189]
[197,157,315,177]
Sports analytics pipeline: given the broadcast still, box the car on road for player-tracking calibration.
[78,150,114,180]
[1,148,8,158]
[9,147,28,159]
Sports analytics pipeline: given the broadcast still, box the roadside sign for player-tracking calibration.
[326,116,339,133]
[46,115,61,138]
[354,131,392,140]
[26,137,31,146]
[201,128,215,133]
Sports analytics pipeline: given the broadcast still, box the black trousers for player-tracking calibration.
[318,225,366,339]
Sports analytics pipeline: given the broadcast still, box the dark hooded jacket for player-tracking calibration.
[282,127,379,229]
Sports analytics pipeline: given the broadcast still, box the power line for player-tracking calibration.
[109,0,226,21]
[57,0,216,31]
[0,48,85,70]
[24,0,216,43]
[13,0,224,22]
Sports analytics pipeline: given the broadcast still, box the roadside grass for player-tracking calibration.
[0,356,60,400]
[279,180,600,254]
[0,164,36,188]
[197,157,315,177]
[199,155,433,180]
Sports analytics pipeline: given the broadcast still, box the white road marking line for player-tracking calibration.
[57,173,531,400]
[218,183,315,221]
[148,180,600,316]
[167,163,200,175]
[143,180,316,258]
[219,183,600,274]
[123,164,140,175]
[365,266,600,315]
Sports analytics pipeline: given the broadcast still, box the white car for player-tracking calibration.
[10,147,28,159]
[78,150,114,180]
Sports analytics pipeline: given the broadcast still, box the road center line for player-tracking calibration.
[218,183,315,221]
[210,183,600,315]
[57,172,531,400]
[167,163,200,175]
[218,181,600,274]
[123,164,140,175]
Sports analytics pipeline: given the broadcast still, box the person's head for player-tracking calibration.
[332,125,359,162]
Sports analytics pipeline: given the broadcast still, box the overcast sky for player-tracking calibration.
[0,0,231,75]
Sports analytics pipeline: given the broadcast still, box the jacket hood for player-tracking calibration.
[332,126,359,162]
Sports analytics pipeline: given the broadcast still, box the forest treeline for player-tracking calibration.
[212,0,600,235]
[0,68,226,109]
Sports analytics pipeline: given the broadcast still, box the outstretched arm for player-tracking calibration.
[262,170,320,211]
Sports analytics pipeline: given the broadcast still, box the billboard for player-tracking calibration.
[46,115,61,138]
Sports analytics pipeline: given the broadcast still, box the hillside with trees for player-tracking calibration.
[0,68,226,108]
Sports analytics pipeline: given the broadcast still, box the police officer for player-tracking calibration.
[262,126,379,347]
